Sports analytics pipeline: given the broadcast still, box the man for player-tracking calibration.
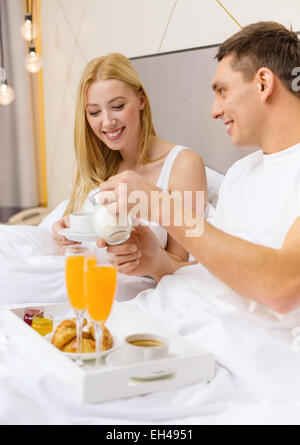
[98,22,300,315]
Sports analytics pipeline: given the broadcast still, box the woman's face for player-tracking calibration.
[85,79,145,153]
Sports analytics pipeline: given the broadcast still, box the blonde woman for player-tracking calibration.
[52,53,207,280]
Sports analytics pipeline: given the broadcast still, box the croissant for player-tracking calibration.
[61,337,96,353]
[87,322,113,351]
[51,318,112,353]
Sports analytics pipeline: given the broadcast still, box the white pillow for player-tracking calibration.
[39,200,69,230]
[205,166,225,208]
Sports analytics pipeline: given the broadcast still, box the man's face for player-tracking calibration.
[211,55,262,148]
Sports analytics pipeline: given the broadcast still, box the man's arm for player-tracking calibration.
[150,249,197,282]
[162,205,300,314]
[100,171,300,313]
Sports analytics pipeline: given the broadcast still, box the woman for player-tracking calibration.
[52,53,207,279]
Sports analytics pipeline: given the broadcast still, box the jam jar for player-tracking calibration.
[31,314,53,336]
[23,307,44,326]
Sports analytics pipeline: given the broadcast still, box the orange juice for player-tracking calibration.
[65,255,85,310]
[86,255,97,270]
[85,266,117,321]
[83,255,97,306]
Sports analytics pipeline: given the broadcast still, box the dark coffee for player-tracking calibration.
[129,339,164,347]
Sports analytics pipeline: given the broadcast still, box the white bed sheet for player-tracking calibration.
[0,214,156,306]
[1,170,300,425]
[1,263,300,425]
[0,210,300,424]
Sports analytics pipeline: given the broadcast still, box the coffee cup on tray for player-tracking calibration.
[123,333,169,364]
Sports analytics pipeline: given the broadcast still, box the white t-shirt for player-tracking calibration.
[212,142,300,318]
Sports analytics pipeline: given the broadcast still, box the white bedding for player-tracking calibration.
[0,223,155,306]
[0,211,300,424]
[1,166,300,425]
[1,261,300,425]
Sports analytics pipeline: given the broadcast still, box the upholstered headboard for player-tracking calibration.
[131,45,256,175]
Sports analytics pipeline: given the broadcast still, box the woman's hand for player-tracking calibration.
[52,215,80,250]
[97,225,175,280]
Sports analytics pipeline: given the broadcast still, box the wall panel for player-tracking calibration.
[41,0,300,208]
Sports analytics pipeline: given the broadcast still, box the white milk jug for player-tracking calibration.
[89,190,132,245]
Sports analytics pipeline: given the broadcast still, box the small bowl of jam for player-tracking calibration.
[23,307,44,326]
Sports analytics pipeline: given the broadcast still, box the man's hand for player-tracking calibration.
[99,170,159,220]
[97,225,176,280]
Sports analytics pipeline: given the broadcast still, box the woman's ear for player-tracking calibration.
[256,68,275,103]
[139,90,146,110]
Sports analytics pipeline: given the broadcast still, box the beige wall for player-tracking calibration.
[40,0,300,209]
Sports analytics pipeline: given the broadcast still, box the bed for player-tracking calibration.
[0,45,300,425]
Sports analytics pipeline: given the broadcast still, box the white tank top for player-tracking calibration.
[156,145,187,190]
[81,145,188,248]
[148,145,188,248]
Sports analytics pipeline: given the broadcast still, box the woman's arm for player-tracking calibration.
[97,225,194,280]
[97,150,206,279]
[165,149,207,262]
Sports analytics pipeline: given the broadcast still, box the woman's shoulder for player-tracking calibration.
[172,146,205,168]
[152,135,203,162]
[168,147,206,191]
[149,136,203,161]
[148,136,175,159]
[149,137,205,176]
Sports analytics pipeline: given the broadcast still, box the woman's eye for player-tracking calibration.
[89,111,100,116]
[112,104,124,110]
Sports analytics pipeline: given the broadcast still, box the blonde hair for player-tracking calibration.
[65,53,156,215]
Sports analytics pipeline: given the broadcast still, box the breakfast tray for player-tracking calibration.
[2,301,215,404]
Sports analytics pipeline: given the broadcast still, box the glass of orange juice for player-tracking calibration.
[85,262,117,367]
[83,252,97,308]
[65,245,91,365]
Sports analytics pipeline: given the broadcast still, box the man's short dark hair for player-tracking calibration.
[216,22,300,98]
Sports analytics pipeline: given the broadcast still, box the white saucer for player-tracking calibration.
[46,334,120,361]
[58,228,98,243]
[105,349,175,380]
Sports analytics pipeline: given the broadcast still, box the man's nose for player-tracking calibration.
[211,98,223,120]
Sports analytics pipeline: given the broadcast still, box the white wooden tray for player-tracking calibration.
[2,301,215,404]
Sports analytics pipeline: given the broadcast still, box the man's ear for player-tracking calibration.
[139,90,146,110]
[256,67,275,103]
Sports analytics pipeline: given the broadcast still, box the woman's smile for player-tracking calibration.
[102,126,125,142]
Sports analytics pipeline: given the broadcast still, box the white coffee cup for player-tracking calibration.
[123,333,169,364]
[89,191,132,245]
[69,212,96,234]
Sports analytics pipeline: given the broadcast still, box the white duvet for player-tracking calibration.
[0,212,300,424]
[0,223,155,305]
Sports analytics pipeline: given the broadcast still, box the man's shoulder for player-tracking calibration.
[225,149,262,178]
